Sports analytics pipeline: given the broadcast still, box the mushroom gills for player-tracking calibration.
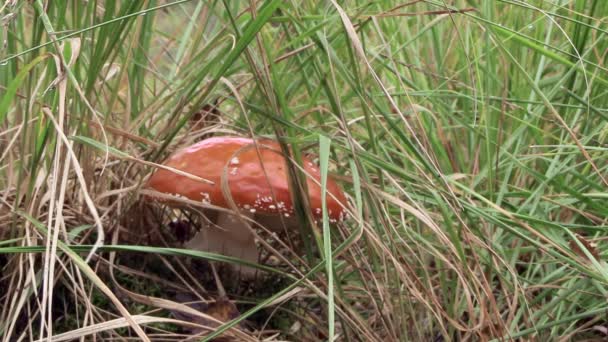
[254,213,300,233]
[185,210,258,277]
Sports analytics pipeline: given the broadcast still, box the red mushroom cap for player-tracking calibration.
[146,136,347,222]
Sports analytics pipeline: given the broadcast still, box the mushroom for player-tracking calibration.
[145,136,347,276]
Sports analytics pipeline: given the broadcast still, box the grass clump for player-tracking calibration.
[1,1,608,341]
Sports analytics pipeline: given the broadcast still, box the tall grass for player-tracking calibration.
[1,0,607,340]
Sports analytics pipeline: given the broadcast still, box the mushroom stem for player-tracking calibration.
[185,210,258,277]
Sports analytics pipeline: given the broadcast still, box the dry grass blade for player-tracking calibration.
[33,315,204,342]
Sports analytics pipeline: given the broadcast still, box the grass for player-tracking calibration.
[1,0,607,340]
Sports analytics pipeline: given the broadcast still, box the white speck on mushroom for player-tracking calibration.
[268,204,276,209]
[284,213,290,218]
[230,167,238,175]
[200,192,211,204]
[250,208,256,213]
[230,157,239,165]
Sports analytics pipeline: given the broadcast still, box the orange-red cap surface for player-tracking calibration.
[146,136,347,222]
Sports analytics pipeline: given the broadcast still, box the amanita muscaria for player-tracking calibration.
[145,136,347,275]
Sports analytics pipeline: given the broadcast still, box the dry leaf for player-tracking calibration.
[569,233,600,262]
